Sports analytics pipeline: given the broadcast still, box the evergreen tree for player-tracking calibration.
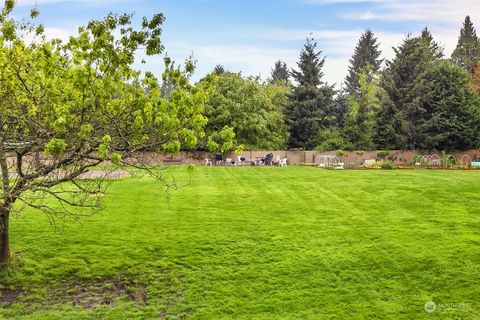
[269,60,290,85]
[344,64,380,150]
[451,16,480,71]
[284,37,335,149]
[213,64,226,75]
[160,78,174,100]
[373,87,400,149]
[332,90,348,129]
[375,29,443,149]
[160,61,178,100]
[419,61,480,150]
[345,30,383,98]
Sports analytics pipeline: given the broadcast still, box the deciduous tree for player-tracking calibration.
[0,2,218,265]
[203,73,288,150]
[343,64,380,150]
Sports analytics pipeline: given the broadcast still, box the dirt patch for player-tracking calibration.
[9,170,129,180]
[78,170,130,180]
[0,288,24,305]
[50,276,147,309]
[0,275,147,309]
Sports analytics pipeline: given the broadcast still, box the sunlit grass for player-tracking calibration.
[1,166,479,319]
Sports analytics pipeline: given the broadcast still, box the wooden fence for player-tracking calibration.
[133,149,480,165]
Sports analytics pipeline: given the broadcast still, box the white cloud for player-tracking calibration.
[178,28,410,86]
[43,27,73,42]
[163,42,298,80]
[340,0,480,25]
[25,23,459,90]
[15,0,132,7]
[160,24,461,89]
[303,0,392,3]
[21,26,75,45]
[11,0,477,90]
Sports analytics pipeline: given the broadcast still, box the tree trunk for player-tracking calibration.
[0,207,10,265]
[0,147,11,265]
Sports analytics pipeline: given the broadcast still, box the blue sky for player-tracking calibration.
[10,0,480,87]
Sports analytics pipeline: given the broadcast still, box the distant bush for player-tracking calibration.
[381,160,395,170]
[315,129,353,152]
[336,150,346,158]
[377,150,390,160]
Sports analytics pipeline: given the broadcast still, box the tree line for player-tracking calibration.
[201,16,480,152]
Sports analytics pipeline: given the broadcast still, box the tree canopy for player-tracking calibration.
[203,73,289,151]
[343,64,381,150]
[0,1,220,264]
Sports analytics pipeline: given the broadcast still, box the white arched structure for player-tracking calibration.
[442,155,457,167]
[415,155,442,167]
[461,155,472,166]
[316,155,344,169]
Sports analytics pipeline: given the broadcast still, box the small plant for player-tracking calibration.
[441,150,457,167]
[355,151,364,157]
[336,150,346,158]
[377,150,389,160]
[412,154,423,166]
[381,160,395,170]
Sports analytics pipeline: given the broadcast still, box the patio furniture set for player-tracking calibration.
[205,153,288,167]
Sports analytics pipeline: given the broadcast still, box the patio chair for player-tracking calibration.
[205,158,212,166]
[279,158,288,167]
[225,158,236,166]
[264,153,274,165]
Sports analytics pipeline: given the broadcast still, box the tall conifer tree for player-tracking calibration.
[452,16,480,71]
[269,60,290,85]
[418,62,480,151]
[345,30,383,98]
[284,37,335,149]
[375,29,443,149]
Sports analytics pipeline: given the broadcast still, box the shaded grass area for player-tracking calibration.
[1,166,479,319]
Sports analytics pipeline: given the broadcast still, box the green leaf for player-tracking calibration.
[44,138,68,156]
[98,144,108,158]
[102,134,112,145]
[111,152,122,164]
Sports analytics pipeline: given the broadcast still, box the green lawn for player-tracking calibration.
[1,166,479,319]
